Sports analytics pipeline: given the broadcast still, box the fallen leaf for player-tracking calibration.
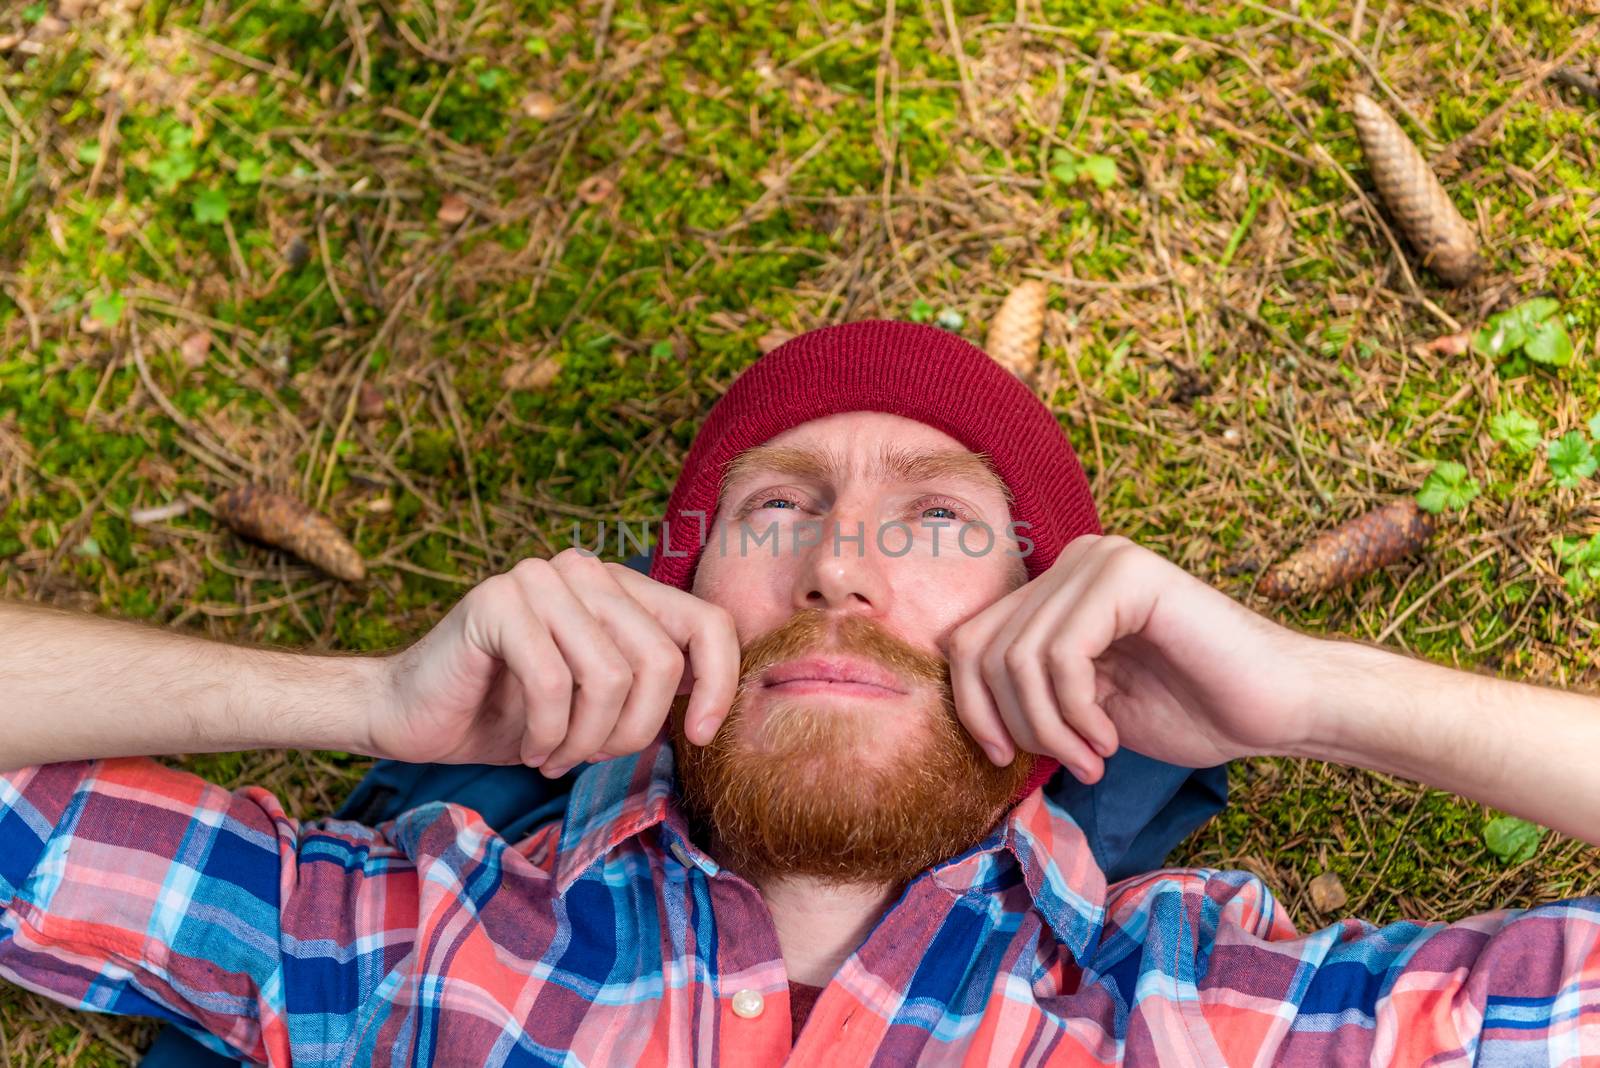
[521,90,559,121]
[356,380,386,420]
[284,235,311,269]
[436,192,470,225]
[179,330,212,368]
[364,496,394,515]
[32,15,68,39]
[1308,872,1347,913]
[576,175,614,205]
[1422,331,1472,356]
[501,357,561,391]
[130,498,194,525]
[757,329,794,354]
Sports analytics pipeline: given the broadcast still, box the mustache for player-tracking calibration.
[736,610,949,695]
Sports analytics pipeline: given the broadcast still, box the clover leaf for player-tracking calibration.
[1415,461,1480,514]
[1546,431,1597,488]
[192,188,230,224]
[1475,297,1572,368]
[89,292,124,327]
[1483,816,1544,864]
[1489,409,1541,455]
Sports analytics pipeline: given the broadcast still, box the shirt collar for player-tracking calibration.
[552,740,1107,962]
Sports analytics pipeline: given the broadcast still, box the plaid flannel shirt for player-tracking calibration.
[3,742,1599,1065]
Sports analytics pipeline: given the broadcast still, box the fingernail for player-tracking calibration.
[526,753,547,768]
[984,742,1009,766]
[543,763,570,779]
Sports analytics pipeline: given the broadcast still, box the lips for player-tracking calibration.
[761,655,909,697]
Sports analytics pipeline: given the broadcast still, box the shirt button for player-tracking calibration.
[670,841,693,868]
[731,989,765,1019]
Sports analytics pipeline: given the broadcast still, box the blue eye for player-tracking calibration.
[921,505,960,521]
[760,498,799,510]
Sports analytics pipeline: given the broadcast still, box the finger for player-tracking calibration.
[608,565,740,746]
[512,559,632,775]
[949,619,1014,766]
[1008,595,1120,760]
[459,576,574,765]
[978,544,1121,780]
[946,571,1038,764]
[504,610,574,764]
[574,584,687,761]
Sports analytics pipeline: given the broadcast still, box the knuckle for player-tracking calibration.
[584,655,633,702]
[641,639,684,679]
[609,723,660,754]
[552,546,605,573]
[529,663,573,705]
[980,648,1009,681]
[510,557,554,587]
[948,627,979,662]
[1002,642,1037,676]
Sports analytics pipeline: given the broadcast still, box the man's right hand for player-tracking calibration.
[369,550,741,777]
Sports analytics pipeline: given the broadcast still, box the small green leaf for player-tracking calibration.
[22,2,44,22]
[1079,155,1118,190]
[76,142,101,165]
[1415,461,1480,514]
[476,67,506,91]
[649,340,674,359]
[235,157,263,184]
[524,35,549,55]
[193,188,230,224]
[1525,320,1573,366]
[74,536,101,558]
[909,298,934,324]
[1504,297,1560,334]
[1483,816,1544,864]
[1489,409,1541,455]
[1546,431,1598,488]
[89,292,124,327]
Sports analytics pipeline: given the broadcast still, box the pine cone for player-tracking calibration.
[985,281,1048,380]
[214,485,367,582]
[1257,497,1437,600]
[1350,93,1482,286]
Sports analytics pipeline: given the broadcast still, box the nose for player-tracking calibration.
[791,514,891,617]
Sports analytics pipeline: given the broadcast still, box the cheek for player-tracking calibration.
[693,545,800,641]
[886,556,1013,635]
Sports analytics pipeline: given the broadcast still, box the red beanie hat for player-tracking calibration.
[652,320,1102,802]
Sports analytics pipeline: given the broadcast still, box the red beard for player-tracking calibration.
[668,609,1035,888]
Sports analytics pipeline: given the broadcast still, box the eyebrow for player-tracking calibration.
[718,441,1012,509]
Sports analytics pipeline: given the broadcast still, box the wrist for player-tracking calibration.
[1286,639,1460,773]
[226,647,389,756]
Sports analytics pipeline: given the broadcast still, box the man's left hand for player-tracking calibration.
[947,535,1319,783]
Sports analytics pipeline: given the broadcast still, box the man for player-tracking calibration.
[2,320,1598,1066]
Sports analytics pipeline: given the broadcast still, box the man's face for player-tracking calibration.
[669,412,1036,887]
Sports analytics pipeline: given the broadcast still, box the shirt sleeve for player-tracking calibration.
[1187,868,1600,1064]
[0,758,421,1064]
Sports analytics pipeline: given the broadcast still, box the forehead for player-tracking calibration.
[719,412,1010,500]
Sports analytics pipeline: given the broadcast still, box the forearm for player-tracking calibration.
[0,600,383,768]
[1295,639,1600,847]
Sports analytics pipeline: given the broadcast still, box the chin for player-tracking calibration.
[741,694,928,758]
